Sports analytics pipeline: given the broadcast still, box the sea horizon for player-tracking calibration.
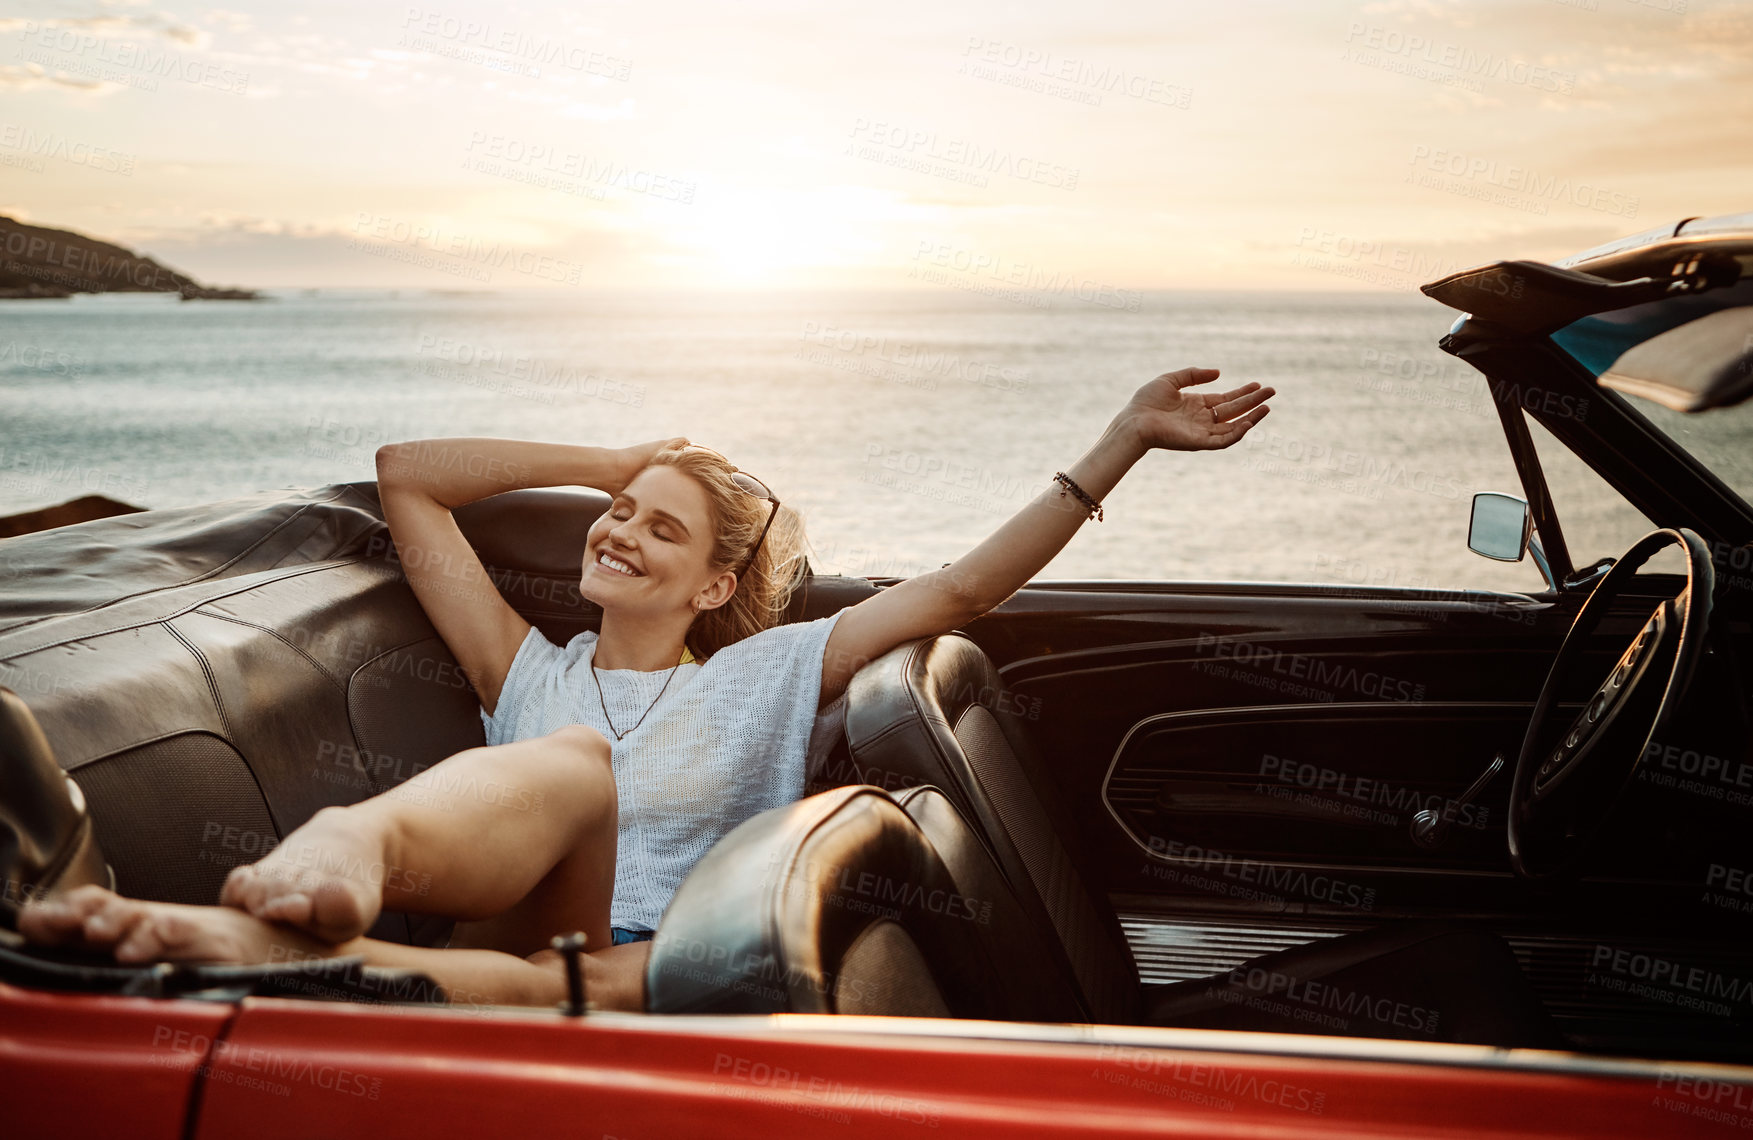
[0,287,1640,598]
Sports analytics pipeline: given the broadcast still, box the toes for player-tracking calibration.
[306,883,367,941]
[231,864,292,915]
[80,907,122,942]
[95,897,156,954]
[211,835,381,943]
[19,902,82,944]
[113,918,164,962]
[23,890,258,965]
[82,895,151,948]
[61,883,118,916]
[21,885,120,945]
[219,865,256,909]
[257,892,313,928]
[247,879,370,942]
[227,863,302,920]
[115,908,200,963]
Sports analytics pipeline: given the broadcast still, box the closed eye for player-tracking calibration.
[609,509,676,542]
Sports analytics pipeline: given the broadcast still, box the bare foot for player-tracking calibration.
[219,806,397,942]
[20,884,343,965]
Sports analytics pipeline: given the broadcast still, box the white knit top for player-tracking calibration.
[479,610,847,932]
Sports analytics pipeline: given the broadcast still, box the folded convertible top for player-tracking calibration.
[0,483,389,638]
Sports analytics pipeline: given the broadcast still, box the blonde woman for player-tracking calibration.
[21,367,1272,1011]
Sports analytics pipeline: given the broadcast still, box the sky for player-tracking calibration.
[1,0,1748,291]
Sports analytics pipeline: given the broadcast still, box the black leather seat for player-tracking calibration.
[835,635,1565,1046]
[647,784,1008,1018]
[840,635,1140,1023]
[648,780,1093,1021]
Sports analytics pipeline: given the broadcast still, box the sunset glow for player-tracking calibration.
[3,0,1748,291]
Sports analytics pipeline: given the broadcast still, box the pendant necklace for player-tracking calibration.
[591,647,686,741]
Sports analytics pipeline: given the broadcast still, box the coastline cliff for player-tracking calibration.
[0,215,258,300]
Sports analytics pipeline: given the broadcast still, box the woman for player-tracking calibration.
[20,366,1272,1012]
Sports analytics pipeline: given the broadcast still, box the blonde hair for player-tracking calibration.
[641,445,810,660]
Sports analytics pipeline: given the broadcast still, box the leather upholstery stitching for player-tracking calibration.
[65,726,248,773]
[164,620,234,740]
[0,487,365,642]
[0,559,369,661]
[344,636,477,798]
[71,729,282,837]
[194,609,350,695]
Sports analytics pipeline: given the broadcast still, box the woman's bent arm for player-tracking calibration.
[376,437,638,511]
[375,437,678,714]
[820,368,1273,705]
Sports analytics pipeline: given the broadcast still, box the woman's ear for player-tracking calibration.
[693,570,738,613]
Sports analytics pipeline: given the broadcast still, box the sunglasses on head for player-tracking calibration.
[679,445,780,579]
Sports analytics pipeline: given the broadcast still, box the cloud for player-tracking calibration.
[5,0,1745,290]
[115,211,643,288]
[0,63,111,93]
[201,9,252,35]
[0,12,207,47]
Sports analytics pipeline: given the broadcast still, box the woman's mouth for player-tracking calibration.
[596,551,643,578]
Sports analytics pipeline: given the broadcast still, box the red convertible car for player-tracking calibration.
[3,214,1752,1138]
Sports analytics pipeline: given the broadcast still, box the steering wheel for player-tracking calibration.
[1507,528,1714,878]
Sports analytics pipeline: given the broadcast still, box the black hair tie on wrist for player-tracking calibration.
[1053,472,1103,521]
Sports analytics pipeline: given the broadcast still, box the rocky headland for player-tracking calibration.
[0,215,258,300]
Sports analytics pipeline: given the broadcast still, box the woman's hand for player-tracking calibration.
[604,436,690,493]
[1120,367,1274,452]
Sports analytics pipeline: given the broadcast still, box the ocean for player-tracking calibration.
[0,288,1687,594]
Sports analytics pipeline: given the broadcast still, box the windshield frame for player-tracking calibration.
[1607,386,1753,518]
[1439,329,1753,595]
[1547,289,1753,519]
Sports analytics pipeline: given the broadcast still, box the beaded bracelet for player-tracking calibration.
[1053,471,1103,521]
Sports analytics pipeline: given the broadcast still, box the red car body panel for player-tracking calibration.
[2,982,232,1140]
[7,980,1749,1139]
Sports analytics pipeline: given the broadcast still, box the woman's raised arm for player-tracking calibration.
[819,367,1274,708]
[375,436,682,714]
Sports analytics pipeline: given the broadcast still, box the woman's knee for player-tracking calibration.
[547,724,611,763]
[545,726,616,799]
[550,722,613,750]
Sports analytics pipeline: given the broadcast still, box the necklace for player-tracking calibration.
[591,646,687,741]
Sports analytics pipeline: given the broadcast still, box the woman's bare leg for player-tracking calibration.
[220,724,617,951]
[18,723,646,1005]
[21,885,350,964]
[19,886,651,1010]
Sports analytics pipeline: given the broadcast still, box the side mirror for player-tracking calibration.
[1468,492,1532,562]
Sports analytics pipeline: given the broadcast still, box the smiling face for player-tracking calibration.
[578,464,735,619]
